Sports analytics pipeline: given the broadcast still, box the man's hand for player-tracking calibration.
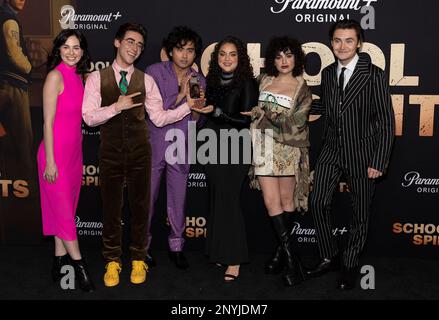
[368,167,383,179]
[175,73,193,106]
[115,92,143,112]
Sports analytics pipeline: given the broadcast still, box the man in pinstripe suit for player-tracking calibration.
[307,19,395,290]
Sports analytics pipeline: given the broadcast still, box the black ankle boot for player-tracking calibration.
[271,213,305,286]
[51,254,70,282]
[71,259,95,292]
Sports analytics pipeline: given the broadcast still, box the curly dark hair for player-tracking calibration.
[264,36,305,77]
[46,29,91,75]
[162,25,202,59]
[206,36,254,87]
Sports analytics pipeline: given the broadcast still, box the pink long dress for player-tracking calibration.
[37,62,84,241]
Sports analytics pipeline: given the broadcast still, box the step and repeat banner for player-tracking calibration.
[1,0,438,259]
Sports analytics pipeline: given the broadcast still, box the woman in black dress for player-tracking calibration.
[200,36,258,281]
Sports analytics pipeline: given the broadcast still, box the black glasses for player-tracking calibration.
[123,38,144,51]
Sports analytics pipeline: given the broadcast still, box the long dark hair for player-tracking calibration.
[46,29,91,74]
[206,36,254,87]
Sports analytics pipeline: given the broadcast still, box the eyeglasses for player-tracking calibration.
[123,38,144,51]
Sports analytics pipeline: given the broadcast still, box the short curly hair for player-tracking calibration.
[162,25,202,59]
[264,36,305,77]
[206,36,254,87]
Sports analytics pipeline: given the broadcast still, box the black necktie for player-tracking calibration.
[339,67,346,96]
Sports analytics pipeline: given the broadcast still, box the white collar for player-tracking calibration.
[338,54,359,73]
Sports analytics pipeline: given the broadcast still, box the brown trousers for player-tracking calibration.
[100,140,151,263]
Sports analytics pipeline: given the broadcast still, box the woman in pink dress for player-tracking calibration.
[37,29,94,292]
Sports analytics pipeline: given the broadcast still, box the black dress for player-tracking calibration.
[203,78,258,265]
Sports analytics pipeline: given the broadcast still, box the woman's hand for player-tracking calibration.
[191,104,214,114]
[43,162,58,184]
[241,106,263,120]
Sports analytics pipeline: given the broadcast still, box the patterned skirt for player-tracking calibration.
[253,131,301,176]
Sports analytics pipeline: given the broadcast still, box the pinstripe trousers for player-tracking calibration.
[310,162,375,268]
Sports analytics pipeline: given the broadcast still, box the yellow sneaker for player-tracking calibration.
[104,261,121,287]
[130,260,148,284]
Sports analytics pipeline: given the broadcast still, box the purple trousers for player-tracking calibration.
[147,141,189,252]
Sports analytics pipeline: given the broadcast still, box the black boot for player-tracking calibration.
[265,211,296,274]
[71,259,95,292]
[271,213,306,286]
[51,254,70,282]
[264,244,284,274]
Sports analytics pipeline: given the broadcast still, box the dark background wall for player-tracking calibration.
[1,0,438,260]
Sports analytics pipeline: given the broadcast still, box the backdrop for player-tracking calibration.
[1,0,438,260]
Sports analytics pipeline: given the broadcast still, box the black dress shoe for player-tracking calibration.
[306,255,341,278]
[145,251,156,268]
[337,267,358,290]
[169,251,189,270]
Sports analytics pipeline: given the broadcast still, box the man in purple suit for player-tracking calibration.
[145,26,206,269]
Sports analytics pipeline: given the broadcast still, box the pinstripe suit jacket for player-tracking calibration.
[311,53,395,177]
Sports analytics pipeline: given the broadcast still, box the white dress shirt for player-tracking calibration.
[337,54,359,90]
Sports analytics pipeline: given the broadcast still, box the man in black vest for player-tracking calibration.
[82,23,196,287]
[308,19,395,290]
[0,0,33,180]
